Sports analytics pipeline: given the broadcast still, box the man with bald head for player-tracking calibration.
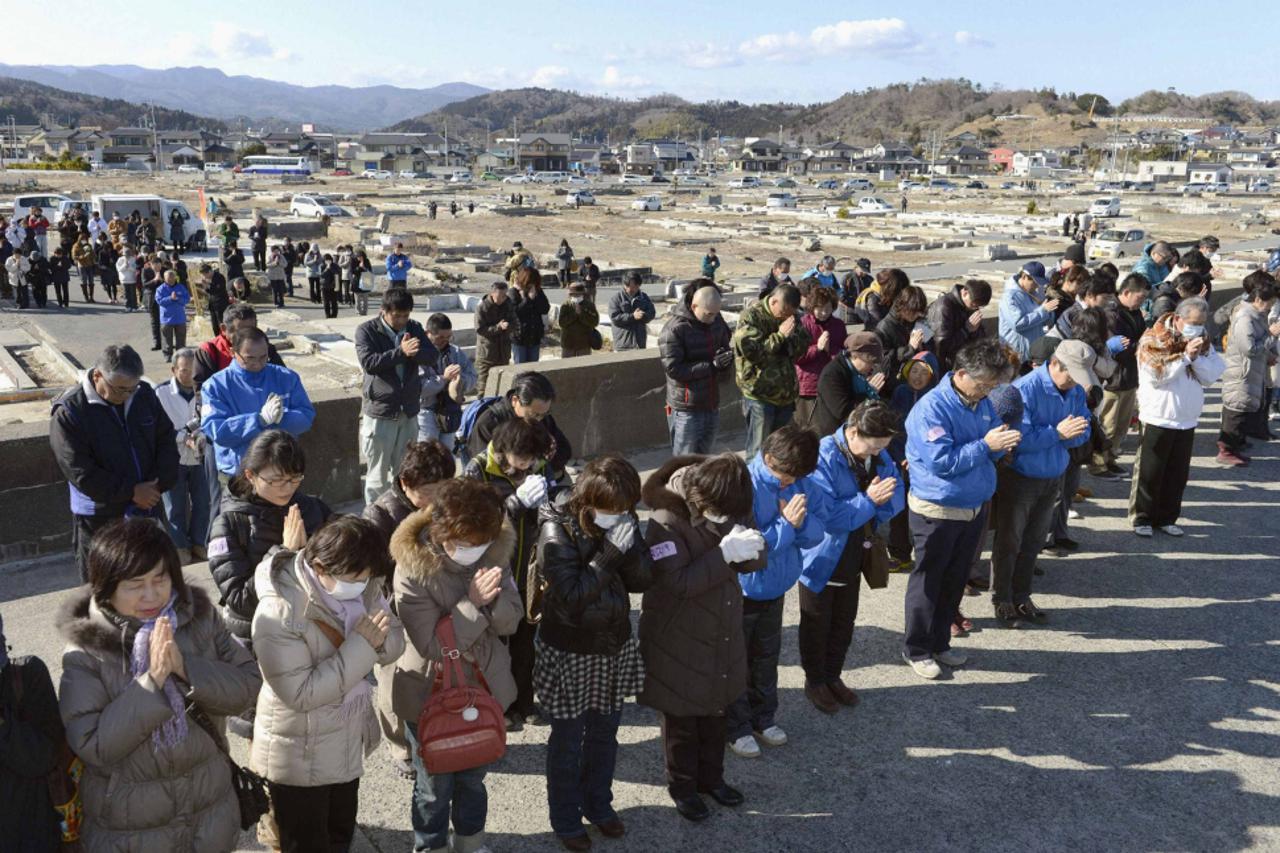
[659,280,735,454]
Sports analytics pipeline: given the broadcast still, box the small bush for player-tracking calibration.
[1026,200,1038,215]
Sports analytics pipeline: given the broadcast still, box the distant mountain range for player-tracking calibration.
[0,64,488,130]
[0,76,224,131]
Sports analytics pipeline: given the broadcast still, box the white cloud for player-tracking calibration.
[599,66,650,91]
[738,17,920,62]
[528,65,573,87]
[680,42,742,69]
[208,22,291,61]
[954,30,994,48]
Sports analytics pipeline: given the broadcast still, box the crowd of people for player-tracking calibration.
[3,213,1277,853]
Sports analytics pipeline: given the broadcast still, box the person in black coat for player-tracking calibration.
[874,285,930,395]
[465,371,573,477]
[48,345,179,581]
[202,263,230,334]
[248,217,269,272]
[757,257,792,298]
[927,280,991,373]
[813,332,886,437]
[27,251,50,308]
[95,237,120,304]
[511,268,552,363]
[223,241,245,283]
[320,253,341,318]
[48,247,72,308]
[659,280,733,455]
[1090,273,1149,476]
[534,456,652,846]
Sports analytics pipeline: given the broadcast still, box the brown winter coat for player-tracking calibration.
[475,294,519,366]
[387,512,522,727]
[637,456,767,717]
[57,585,261,853]
[557,298,600,352]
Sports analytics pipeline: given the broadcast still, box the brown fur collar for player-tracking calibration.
[641,455,709,522]
[390,510,518,583]
[56,584,214,655]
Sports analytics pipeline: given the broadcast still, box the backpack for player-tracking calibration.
[416,615,506,774]
[453,396,501,464]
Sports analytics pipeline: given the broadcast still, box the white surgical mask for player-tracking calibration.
[593,511,624,529]
[572,296,585,304]
[448,542,492,566]
[1182,324,1205,339]
[703,512,728,524]
[327,577,368,600]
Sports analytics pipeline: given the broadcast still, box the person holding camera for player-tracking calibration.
[659,281,735,455]
[155,348,210,563]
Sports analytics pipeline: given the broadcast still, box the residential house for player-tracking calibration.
[1136,160,1189,183]
[103,126,156,166]
[27,128,108,164]
[989,147,1016,172]
[1226,149,1273,165]
[731,138,783,173]
[342,132,448,173]
[930,144,990,176]
[1011,149,1062,176]
[1189,164,1233,184]
[158,144,202,169]
[516,132,571,172]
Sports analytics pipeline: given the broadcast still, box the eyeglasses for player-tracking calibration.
[258,474,304,488]
[100,376,139,398]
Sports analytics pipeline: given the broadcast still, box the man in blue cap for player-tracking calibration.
[999,261,1061,364]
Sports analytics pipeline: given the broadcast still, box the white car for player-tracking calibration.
[566,190,596,206]
[1089,197,1121,217]
[448,170,473,183]
[619,173,651,185]
[630,194,662,211]
[362,169,393,180]
[175,164,200,174]
[1207,181,1231,193]
[532,171,567,184]
[1089,228,1146,260]
[844,178,874,191]
[1179,182,1208,195]
[1249,180,1272,193]
[566,175,589,185]
[857,196,894,212]
[290,194,344,218]
[398,170,418,179]
[676,175,709,186]
[203,163,225,173]
[502,174,532,184]
[727,176,762,189]
[765,192,797,208]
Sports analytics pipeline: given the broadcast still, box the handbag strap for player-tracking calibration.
[433,614,493,694]
[313,618,345,650]
[185,696,232,757]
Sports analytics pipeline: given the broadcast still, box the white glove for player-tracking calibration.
[259,395,284,425]
[605,517,638,552]
[719,524,766,563]
[515,475,548,508]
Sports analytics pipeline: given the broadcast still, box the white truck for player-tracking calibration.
[90,194,207,250]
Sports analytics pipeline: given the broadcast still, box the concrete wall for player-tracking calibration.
[483,348,745,460]
[0,387,362,565]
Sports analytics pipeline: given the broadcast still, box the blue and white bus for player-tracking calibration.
[239,155,313,175]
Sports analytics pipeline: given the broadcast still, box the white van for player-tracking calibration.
[532,171,568,184]
[12,193,73,220]
[448,169,473,183]
[90,194,207,249]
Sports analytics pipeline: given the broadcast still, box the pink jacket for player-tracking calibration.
[795,312,848,397]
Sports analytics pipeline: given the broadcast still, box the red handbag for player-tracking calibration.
[416,615,507,774]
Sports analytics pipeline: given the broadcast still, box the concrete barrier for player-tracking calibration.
[0,387,362,566]
[482,348,745,459]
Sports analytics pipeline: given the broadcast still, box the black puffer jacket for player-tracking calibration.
[875,310,926,395]
[927,285,985,373]
[512,287,551,347]
[464,446,568,586]
[658,301,733,412]
[362,480,417,547]
[467,398,572,477]
[535,495,653,656]
[207,491,331,640]
[1104,302,1145,392]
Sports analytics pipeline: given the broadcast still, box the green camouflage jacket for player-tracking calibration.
[732,299,811,406]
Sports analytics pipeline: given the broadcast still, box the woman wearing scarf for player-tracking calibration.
[56,518,261,852]
[251,515,405,852]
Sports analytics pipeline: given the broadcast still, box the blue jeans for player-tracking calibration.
[417,408,457,451]
[667,408,719,456]
[546,709,622,838]
[164,462,209,549]
[742,398,794,460]
[513,344,541,364]
[406,722,488,852]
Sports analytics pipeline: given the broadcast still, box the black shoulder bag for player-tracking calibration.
[186,699,271,830]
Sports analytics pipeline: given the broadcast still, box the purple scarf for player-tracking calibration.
[127,592,188,750]
[300,557,375,722]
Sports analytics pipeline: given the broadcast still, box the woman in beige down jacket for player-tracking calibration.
[251,515,405,852]
[389,477,521,853]
[58,518,260,853]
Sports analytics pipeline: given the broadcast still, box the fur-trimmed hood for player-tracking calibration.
[641,454,710,522]
[389,510,518,584]
[57,583,214,656]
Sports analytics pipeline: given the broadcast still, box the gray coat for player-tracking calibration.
[474,295,518,366]
[1221,302,1276,412]
[608,289,656,350]
[57,585,260,853]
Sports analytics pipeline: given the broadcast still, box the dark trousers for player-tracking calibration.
[16,284,29,309]
[1130,423,1194,528]
[991,469,1060,605]
[145,289,161,346]
[1050,461,1082,542]
[73,513,121,582]
[546,709,622,838]
[272,778,360,853]
[161,323,187,359]
[323,289,340,318]
[968,500,994,588]
[308,275,321,303]
[508,618,538,718]
[53,279,70,307]
[903,507,988,661]
[124,281,138,310]
[271,280,285,307]
[660,713,728,800]
[209,301,228,334]
[285,267,294,296]
[797,536,862,687]
[1219,406,1251,449]
[252,243,266,271]
[204,454,227,542]
[726,594,784,740]
[79,267,95,300]
[32,283,48,308]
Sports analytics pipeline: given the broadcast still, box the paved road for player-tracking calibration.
[3,391,1278,851]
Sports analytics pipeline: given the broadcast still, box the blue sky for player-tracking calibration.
[8,0,1280,103]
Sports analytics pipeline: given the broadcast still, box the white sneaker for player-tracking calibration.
[1067,509,1082,520]
[934,649,969,667]
[1158,524,1184,537]
[757,725,788,747]
[729,735,761,758]
[1134,525,1153,538]
[903,652,942,680]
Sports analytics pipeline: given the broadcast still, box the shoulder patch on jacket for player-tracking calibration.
[207,536,230,557]
[649,541,678,560]
[926,426,947,442]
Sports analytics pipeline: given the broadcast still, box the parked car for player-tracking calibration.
[398,170,418,179]
[619,173,651,186]
[503,174,532,184]
[844,178,875,191]
[448,170,473,183]
[677,175,710,186]
[1050,181,1075,191]
[532,171,568,184]
[361,169,392,180]
[331,168,353,176]
[772,177,797,188]
[927,179,957,191]
[479,171,500,181]
[1089,228,1146,260]
[11,193,72,220]
[289,194,344,218]
[175,164,200,174]
[1089,197,1121,217]
[765,192,797,208]
[566,190,596,206]
[727,176,762,189]
[204,163,226,173]
[631,195,662,211]
[566,175,590,185]
[964,180,987,189]
[1208,181,1232,193]
[1130,181,1156,192]
[1000,181,1019,190]
[672,169,696,177]
[650,175,671,183]
[1179,182,1208,195]
[817,179,840,190]
[901,182,925,192]
[1248,179,1272,193]
[856,196,894,213]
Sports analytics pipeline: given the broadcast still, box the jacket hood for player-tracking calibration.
[899,350,940,385]
[57,584,213,654]
[641,455,709,521]
[389,510,517,584]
